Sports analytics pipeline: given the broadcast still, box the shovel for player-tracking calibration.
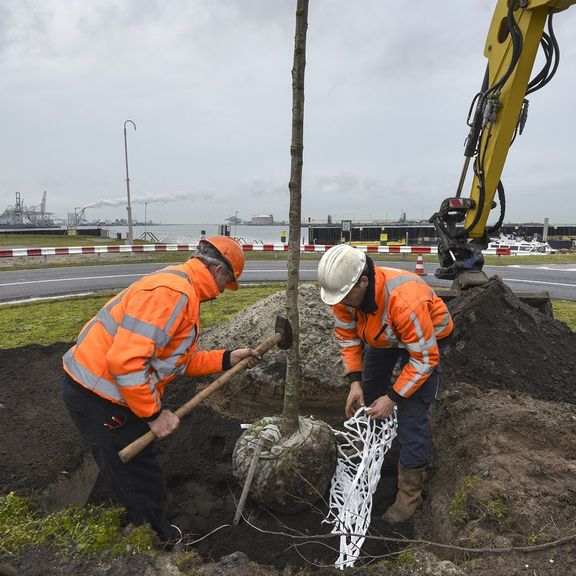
[118,315,292,463]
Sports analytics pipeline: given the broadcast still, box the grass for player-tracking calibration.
[0,492,154,557]
[0,278,574,349]
[0,294,116,347]
[0,233,123,247]
[552,300,576,331]
[449,476,483,523]
[0,284,285,349]
[449,480,515,532]
[479,494,514,532]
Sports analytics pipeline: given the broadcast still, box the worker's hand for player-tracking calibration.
[345,381,365,419]
[148,409,180,439]
[230,348,262,368]
[365,395,396,420]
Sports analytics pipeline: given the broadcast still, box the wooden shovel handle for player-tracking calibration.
[118,332,281,463]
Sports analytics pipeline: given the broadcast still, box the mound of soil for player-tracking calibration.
[196,284,349,421]
[1,279,575,575]
[444,277,576,403]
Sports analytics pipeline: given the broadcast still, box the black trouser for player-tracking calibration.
[361,346,442,470]
[62,373,173,540]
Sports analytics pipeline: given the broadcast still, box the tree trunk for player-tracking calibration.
[282,0,309,436]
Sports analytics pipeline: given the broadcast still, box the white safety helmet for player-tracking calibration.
[317,244,367,305]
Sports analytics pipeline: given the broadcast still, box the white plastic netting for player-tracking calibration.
[324,407,398,569]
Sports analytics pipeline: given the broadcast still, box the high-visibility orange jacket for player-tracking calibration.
[63,258,226,419]
[332,266,453,400]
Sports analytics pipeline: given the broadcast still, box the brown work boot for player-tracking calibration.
[381,464,427,525]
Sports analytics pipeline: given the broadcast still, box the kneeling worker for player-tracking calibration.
[62,236,261,544]
[317,245,453,524]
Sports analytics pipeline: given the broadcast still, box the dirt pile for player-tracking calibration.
[420,278,576,576]
[444,277,576,403]
[197,283,348,420]
[1,280,575,575]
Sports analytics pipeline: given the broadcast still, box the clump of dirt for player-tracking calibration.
[444,277,576,403]
[1,279,576,575]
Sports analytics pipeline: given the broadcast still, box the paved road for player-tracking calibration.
[1,260,575,304]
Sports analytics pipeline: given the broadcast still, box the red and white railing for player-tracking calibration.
[0,243,511,258]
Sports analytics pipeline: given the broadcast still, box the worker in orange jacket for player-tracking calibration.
[317,244,453,525]
[62,236,261,545]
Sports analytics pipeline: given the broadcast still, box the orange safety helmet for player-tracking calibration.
[199,235,245,291]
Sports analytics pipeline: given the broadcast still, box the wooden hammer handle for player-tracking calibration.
[175,332,280,420]
[118,332,281,463]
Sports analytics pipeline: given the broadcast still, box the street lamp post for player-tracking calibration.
[123,120,136,244]
[144,202,148,239]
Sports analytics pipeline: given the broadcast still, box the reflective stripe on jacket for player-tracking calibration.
[332,266,453,398]
[63,258,225,418]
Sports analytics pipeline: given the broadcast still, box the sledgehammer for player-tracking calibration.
[118,315,293,463]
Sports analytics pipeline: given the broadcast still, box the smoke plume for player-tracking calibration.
[82,190,213,210]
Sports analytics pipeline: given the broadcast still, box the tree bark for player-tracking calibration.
[282,0,309,436]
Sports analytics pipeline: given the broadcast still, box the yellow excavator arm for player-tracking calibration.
[429,0,575,286]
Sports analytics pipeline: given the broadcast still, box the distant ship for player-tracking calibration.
[487,234,555,255]
[225,214,287,226]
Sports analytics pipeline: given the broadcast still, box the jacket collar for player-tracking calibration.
[183,258,220,302]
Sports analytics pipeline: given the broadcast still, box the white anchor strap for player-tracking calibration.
[324,407,398,570]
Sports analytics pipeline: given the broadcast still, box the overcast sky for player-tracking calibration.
[1,0,575,226]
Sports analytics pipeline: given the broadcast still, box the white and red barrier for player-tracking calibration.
[0,243,511,258]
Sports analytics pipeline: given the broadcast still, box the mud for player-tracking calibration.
[1,278,575,575]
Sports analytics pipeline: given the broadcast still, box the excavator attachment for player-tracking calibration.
[428,0,575,313]
[452,270,491,291]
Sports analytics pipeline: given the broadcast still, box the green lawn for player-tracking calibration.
[552,300,576,331]
[0,233,123,247]
[0,284,285,349]
[0,281,573,350]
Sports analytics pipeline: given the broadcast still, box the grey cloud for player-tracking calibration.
[1,1,575,225]
[245,180,287,199]
[0,1,52,56]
